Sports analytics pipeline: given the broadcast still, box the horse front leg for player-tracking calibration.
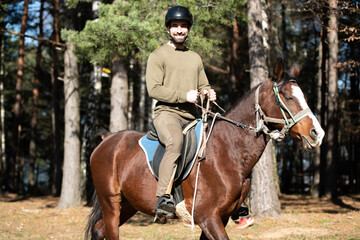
[198,215,230,240]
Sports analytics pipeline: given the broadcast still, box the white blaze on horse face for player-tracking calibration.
[291,85,325,145]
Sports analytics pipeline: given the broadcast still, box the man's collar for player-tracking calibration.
[167,41,188,51]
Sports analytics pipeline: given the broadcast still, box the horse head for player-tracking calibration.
[261,59,324,150]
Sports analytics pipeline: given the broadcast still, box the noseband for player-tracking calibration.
[254,81,313,141]
[196,80,314,141]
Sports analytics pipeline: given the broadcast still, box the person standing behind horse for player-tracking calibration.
[146,5,216,222]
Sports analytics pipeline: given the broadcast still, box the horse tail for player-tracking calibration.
[84,191,103,240]
[95,128,112,140]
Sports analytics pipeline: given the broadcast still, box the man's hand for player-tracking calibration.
[186,90,199,103]
[203,89,216,101]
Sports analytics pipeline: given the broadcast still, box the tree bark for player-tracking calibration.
[109,58,128,132]
[229,18,240,101]
[57,41,81,209]
[326,0,338,198]
[319,4,329,197]
[47,0,62,196]
[281,0,287,67]
[312,25,322,198]
[58,5,81,208]
[247,0,268,83]
[28,0,44,192]
[0,28,4,195]
[139,59,146,131]
[247,0,280,219]
[12,0,29,193]
[83,62,101,204]
[319,0,339,199]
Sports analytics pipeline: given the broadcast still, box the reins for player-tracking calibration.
[195,81,314,142]
[194,102,255,131]
[189,82,314,229]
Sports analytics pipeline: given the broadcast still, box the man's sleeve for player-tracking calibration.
[198,59,211,93]
[146,53,187,103]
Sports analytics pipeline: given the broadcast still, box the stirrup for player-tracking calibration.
[154,194,176,223]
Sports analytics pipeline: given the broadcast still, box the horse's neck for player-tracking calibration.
[225,84,260,126]
[210,83,270,176]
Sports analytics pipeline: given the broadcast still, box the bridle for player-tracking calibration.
[196,79,314,142]
[254,80,314,141]
[191,78,315,228]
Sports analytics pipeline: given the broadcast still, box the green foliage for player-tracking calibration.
[0,3,7,22]
[62,0,246,64]
[65,0,92,9]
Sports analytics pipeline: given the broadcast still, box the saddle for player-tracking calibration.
[139,119,204,203]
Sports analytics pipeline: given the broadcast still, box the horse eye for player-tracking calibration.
[284,94,293,100]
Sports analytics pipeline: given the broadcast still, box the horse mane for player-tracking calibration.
[225,82,262,114]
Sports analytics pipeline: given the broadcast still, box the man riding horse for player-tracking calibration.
[86,5,324,240]
[145,5,216,222]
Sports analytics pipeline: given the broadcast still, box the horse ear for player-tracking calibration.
[290,62,300,78]
[273,58,284,81]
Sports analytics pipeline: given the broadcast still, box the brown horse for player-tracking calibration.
[85,59,324,240]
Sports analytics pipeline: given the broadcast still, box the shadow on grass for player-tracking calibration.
[125,212,181,227]
[280,194,360,214]
[125,213,157,226]
[331,197,360,211]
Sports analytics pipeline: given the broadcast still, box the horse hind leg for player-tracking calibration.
[96,193,122,240]
[85,192,106,240]
[118,194,138,226]
[98,193,139,240]
[85,192,138,240]
[90,219,105,240]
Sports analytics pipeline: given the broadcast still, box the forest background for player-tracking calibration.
[0,0,359,216]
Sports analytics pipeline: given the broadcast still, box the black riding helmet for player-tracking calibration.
[165,6,193,28]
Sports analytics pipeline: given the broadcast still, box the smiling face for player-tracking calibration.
[167,19,190,45]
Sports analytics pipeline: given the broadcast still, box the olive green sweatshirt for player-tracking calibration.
[146,43,210,119]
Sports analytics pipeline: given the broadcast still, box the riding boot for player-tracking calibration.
[154,194,176,224]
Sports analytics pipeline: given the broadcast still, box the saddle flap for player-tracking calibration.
[139,119,203,182]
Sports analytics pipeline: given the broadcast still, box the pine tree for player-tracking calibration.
[247,0,281,219]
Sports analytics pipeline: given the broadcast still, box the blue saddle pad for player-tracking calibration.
[139,119,203,181]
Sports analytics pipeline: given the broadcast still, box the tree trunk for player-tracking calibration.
[0,29,4,195]
[57,41,81,209]
[319,0,339,199]
[281,0,287,67]
[12,0,29,193]
[58,6,81,208]
[28,0,44,192]
[229,18,240,102]
[109,58,128,132]
[250,142,281,218]
[319,5,328,197]
[312,26,322,198]
[326,0,338,199]
[247,0,280,219]
[139,59,146,131]
[49,0,62,196]
[83,62,101,204]
[247,0,268,83]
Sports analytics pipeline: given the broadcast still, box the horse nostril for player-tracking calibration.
[310,128,318,139]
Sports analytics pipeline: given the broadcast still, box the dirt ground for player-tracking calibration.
[0,194,359,240]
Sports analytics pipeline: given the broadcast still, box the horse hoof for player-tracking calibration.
[154,214,167,224]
